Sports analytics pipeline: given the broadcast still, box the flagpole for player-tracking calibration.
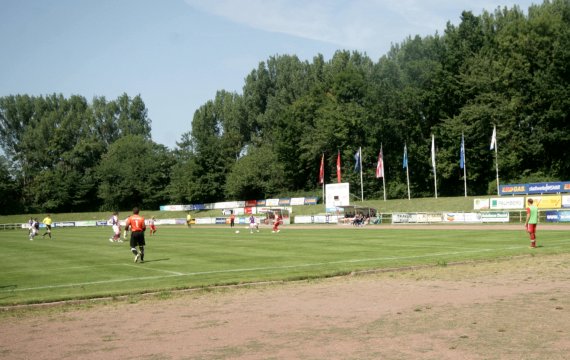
[494,134,500,196]
[319,153,325,212]
[406,163,411,200]
[322,179,325,212]
[337,149,341,183]
[381,144,386,201]
[432,135,438,199]
[490,125,500,196]
[462,133,467,197]
[404,143,410,200]
[359,146,364,202]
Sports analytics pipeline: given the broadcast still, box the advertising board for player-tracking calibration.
[443,213,482,223]
[545,210,570,222]
[304,197,318,205]
[499,181,570,195]
[53,222,75,227]
[266,198,280,206]
[562,195,570,208]
[294,215,338,224]
[489,197,525,209]
[480,212,509,222]
[290,197,305,206]
[473,198,490,210]
[75,221,97,227]
[526,195,561,209]
[159,205,186,211]
[392,213,439,224]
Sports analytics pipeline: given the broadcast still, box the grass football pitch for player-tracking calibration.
[1,225,569,306]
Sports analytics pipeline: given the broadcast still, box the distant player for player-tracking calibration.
[125,207,146,263]
[27,217,33,237]
[109,212,122,242]
[149,216,157,236]
[525,198,538,248]
[29,218,39,240]
[186,213,192,228]
[229,212,235,228]
[42,214,52,238]
[272,213,282,233]
[249,215,259,233]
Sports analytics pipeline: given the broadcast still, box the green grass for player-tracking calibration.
[1,225,568,306]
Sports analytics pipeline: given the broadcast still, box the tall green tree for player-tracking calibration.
[0,155,21,214]
[96,135,174,210]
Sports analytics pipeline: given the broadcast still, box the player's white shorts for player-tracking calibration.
[249,222,257,229]
[112,224,120,235]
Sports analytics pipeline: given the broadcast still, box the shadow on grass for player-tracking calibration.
[0,285,17,290]
[0,285,17,300]
[141,258,170,263]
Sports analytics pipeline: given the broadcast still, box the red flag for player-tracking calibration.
[319,154,324,184]
[336,150,341,183]
[376,146,384,178]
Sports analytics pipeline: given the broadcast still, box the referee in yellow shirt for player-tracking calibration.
[42,214,53,239]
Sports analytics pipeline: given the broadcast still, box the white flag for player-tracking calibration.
[431,135,436,169]
[490,126,497,150]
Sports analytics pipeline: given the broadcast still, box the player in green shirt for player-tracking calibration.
[525,198,538,248]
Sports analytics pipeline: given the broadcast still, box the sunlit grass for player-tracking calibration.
[1,224,568,306]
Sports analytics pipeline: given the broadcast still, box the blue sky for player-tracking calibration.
[0,0,537,149]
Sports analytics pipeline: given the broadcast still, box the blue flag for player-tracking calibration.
[460,134,465,169]
[354,148,361,172]
[403,144,408,169]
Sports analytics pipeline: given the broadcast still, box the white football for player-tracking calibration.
[235,230,240,234]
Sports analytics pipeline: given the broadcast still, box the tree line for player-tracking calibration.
[0,0,568,215]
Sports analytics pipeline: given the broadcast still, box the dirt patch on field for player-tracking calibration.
[1,253,569,359]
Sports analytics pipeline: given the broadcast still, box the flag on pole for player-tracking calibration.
[431,135,436,169]
[431,134,438,198]
[403,143,411,200]
[376,147,384,178]
[318,154,324,184]
[460,132,467,197]
[403,144,408,169]
[336,150,341,183]
[490,125,497,150]
[460,134,465,169]
[354,148,361,172]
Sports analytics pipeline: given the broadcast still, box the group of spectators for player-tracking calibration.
[350,213,370,227]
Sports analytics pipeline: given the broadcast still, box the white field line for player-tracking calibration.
[121,264,184,276]
[3,241,569,293]
[384,243,482,250]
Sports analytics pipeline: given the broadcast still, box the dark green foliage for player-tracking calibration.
[96,135,174,210]
[225,145,286,199]
[0,156,21,214]
[0,93,158,213]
